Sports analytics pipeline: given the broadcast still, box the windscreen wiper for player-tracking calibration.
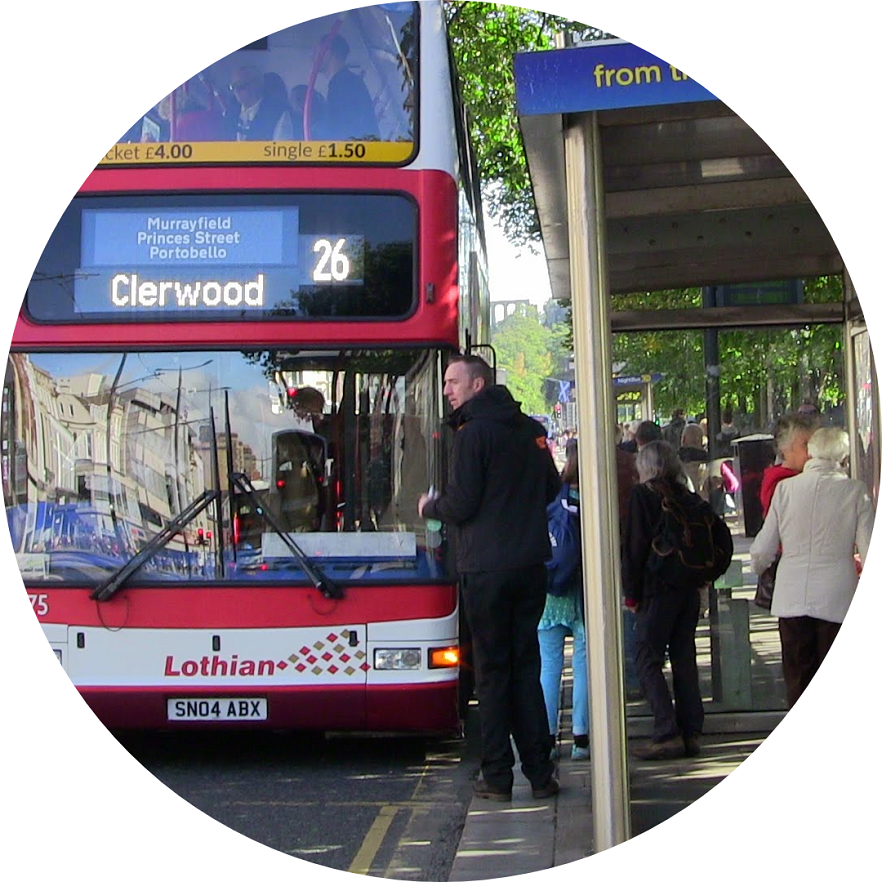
[91,490,219,602]
[229,472,343,600]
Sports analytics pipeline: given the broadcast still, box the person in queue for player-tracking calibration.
[679,422,709,499]
[662,408,686,447]
[418,355,561,801]
[759,412,820,518]
[750,427,874,708]
[229,65,295,141]
[634,419,662,450]
[619,419,642,453]
[538,439,590,762]
[614,425,641,697]
[621,441,704,760]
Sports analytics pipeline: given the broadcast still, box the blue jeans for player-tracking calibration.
[538,624,589,737]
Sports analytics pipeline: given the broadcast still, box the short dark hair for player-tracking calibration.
[328,34,350,61]
[635,420,662,447]
[448,354,493,387]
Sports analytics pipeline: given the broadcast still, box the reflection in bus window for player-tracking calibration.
[115,3,417,158]
[3,348,448,584]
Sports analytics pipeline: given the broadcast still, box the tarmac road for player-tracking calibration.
[114,720,481,879]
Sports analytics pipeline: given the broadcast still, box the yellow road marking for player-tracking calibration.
[348,805,400,875]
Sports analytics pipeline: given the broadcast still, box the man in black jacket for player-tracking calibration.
[419,355,561,801]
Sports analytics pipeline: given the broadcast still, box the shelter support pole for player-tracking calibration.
[565,111,631,850]
[703,286,722,461]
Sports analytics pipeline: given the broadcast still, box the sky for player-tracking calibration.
[486,217,553,308]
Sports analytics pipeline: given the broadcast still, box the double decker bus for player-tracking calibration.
[7,1,490,733]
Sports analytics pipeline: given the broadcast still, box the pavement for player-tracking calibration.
[448,519,783,879]
[448,726,770,879]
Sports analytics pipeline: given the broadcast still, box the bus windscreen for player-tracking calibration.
[4,348,451,586]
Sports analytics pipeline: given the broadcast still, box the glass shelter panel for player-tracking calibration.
[4,348,451,585]
[853,329,878,504]
[613,323,849,714]
[105,3,418,166]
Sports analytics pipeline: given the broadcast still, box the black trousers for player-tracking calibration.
[778,616,841,709]
[461,565,555,791]
[633,586,704,743]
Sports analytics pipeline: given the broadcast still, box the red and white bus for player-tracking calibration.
[7,1,490,733]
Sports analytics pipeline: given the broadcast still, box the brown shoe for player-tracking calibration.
[632,736,685,760]
[683,733,701,757]
[473,779,512,802]
[531,777,560,799]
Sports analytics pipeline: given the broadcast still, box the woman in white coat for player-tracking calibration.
[750,427,874,708]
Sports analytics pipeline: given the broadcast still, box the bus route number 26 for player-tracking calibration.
[29,594,49,616]
[312,238,352,283]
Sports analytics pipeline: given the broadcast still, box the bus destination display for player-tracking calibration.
[75,208,365,315]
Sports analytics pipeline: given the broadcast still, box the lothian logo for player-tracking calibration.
[164,654,288,677]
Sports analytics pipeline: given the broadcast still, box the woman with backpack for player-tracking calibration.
[622,440,732,760]
[538,440,590,761]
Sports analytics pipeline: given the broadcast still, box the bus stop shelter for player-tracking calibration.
[514,38,874,851]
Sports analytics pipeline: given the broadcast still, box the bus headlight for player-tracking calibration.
[53,648,63,664]
[374,648,421,670]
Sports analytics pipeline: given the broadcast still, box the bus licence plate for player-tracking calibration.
[167,697,268,721]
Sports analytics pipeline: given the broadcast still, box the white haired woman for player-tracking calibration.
[622,440,704,760]
[750,427,874,708]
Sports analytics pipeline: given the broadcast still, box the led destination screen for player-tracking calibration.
[28,193,415,322]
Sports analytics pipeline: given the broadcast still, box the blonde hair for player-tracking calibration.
[680,423,704,449]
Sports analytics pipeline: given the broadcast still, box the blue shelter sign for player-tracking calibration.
[515,41,717,116]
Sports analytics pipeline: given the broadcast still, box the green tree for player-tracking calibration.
[610,278,846,426]
[492,307,569,412]
[444,2,603,246]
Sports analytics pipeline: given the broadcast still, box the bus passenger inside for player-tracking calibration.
[319,35,380,141]
[230,65,295,141]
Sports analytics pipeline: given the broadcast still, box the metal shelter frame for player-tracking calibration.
[515,38,876,852]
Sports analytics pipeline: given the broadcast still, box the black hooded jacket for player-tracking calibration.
[422,385,561,573]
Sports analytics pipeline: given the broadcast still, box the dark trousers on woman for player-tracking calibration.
[461,565,556,792]
[778,615,841,708]
[633,586,704,743]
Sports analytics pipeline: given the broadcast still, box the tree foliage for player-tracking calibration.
[492,306,569,413]
[444,2,604,246]
[611,277,846,429]
[444,6,847,430]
